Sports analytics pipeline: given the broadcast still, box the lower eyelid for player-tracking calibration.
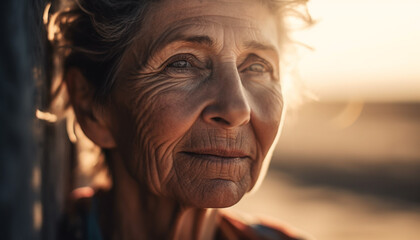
[165,68,193,75]
[164,67,211,78]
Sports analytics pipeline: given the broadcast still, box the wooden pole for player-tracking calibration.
[0,0,48,239]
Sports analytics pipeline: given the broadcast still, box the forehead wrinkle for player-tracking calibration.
[151,32,218,58]
[145,14,263,55]
[138,23,215,68]
[132,13,278,71]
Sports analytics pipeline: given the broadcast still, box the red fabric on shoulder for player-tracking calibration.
[216,212,305,240]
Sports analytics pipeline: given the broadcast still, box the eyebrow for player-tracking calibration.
[144,24,217,64]
[243,40,278,53]
[152,35,277,56]
[183,35,214,47]
[146,34,215,62]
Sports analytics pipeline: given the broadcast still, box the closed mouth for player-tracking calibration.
[180,149,250,159]
[175,149,253,182]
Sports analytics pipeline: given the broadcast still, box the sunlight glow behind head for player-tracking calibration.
[293,0,420,102]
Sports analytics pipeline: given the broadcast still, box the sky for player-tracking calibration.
[292,0,420,102]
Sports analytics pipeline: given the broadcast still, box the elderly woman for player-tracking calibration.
[48,0,311,239]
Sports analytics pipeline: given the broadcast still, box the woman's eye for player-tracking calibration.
[239,55,275,82]
[247,63,266,73]
[160,54,208,77]
[168,60,192,69]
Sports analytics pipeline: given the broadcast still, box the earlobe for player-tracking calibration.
[65,68,116,148]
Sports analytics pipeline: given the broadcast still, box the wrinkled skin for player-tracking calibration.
[71,0,285,238]
[108,0,283,208]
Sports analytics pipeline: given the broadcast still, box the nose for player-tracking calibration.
[202,65,251,128]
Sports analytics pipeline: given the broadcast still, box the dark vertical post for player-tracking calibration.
[0,0,37,238]
[0,0,47,239]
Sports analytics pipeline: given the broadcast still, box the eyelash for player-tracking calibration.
[241,57,273,74]
[163,54,197,71]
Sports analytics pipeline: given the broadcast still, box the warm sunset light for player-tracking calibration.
[293,0,420,102]
[233,2,420,240]
[4,1,418,239]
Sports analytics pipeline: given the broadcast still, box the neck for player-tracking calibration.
[100,151,218,240]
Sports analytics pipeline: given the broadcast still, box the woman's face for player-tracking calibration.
[106,0,284,208]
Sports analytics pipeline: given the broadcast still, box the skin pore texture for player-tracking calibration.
[68,0,285,239]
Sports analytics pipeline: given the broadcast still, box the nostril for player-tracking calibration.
[211,117,230,126]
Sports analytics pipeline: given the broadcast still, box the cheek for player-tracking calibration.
[112,76,205,195]
[248,82,283,154]
[126,74,204,143]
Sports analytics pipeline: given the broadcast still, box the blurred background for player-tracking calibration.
[232,1,420,239]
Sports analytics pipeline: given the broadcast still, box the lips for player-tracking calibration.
[176,149,251,182]
[180,149,250,160]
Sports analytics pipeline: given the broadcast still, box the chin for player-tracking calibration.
[181,179,250,209]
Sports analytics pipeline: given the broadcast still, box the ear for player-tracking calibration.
[65,68,116,148]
